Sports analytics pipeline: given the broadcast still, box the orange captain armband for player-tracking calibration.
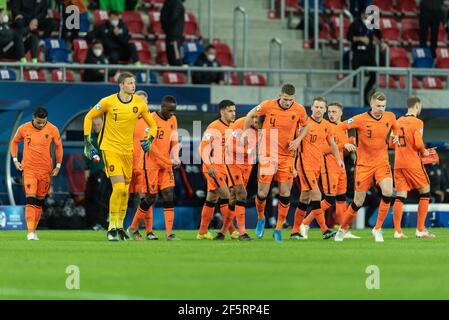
[421,148,439,165]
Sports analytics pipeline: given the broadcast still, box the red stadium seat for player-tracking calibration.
[73,39,89,63]
[379,75,397,89]
[396,0,418,16]
[122,11,146,38]
[325,0,346,13]
[277,0,301,12]
[390,47,410,68]
[402,18,420,46]
[330,15,350,43]
[436,48,449,68]
[226,73,240,85]
[397,76,421,89]
[23,70,46,81]
[51,70,75,82]
[423,76,444,89]
[212,39,234,67]
[244,73,266,86]
[162,72,186,84]
[130,40,152,64]
[155,40,168,65]
[380,18,401,45]
[94,10,109,26]
[184,12,200,39]
[148,11,164,38]
[437,24,448,47]
[372,0,395,15]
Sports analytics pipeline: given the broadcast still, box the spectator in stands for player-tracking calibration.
[89,10,140,65]
[347,9,386,106]
[192,45,225,85]
[426,162,449,203]
[83,40,108,82]
[0,9,38,63]
[161,0,185,66]
[84,117,111,230]
[419,0,444,58]
[349,0,370,17]
[11,0,55,39]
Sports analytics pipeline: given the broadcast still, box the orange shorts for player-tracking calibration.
[258,156,294,184]
[394,167,430,192]
[298,168,321,192]
[129,169,144,194]
[23,171,51,197]
[141,166,175,194]
[321,157,347,195]
[203,165,229,192]
[354,163,392,192]
[226,164,253,187]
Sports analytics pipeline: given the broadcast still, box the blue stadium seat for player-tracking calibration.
[183,41,204,65]
[136,71,158,84]
[45,39,69,63]
[0,69,16,80]
[412,48,434,68]
[80,12,90,33]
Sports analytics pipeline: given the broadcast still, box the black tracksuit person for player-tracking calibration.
[161,0,185,66]
[419,0,444,58]
[11,0,55,39]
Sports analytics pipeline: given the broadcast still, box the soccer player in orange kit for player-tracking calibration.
[290,97,345,240]
[391,96,435,239]
[299,102,359,239]
[11,107,63,240]
[242,84,309,242]
[127,95,181,241]
[335,92,398,242]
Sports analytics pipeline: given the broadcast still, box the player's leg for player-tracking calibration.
[255,158,276,238]
[308,186,335,239]
[31,173,51,240]
[115,154,134,239]
[160,187,178,240]
[23,172,39,240]
[197,189,218,239]
[214,185,233,240]
[335,171,348,225]
[374,175,394,231]
[292,191,310,239]
[335,190,367,241]
[273,182,293,242]
[229,183,250,239]
[393,190,408,238]
[415,168,434,237]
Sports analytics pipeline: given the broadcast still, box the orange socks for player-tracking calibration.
[144,207,153,234]
[219,199,231,235]
[417,194,430,232]
[374,196,393,230]
[35,206,42,230]
[235,201,246,235]
[199,201,215,235]
[393,197,405,233]
[163,206,174,236]
[131,206,147,231]
[255,195,267,220]
[341,202,360,230]
[292,202,308,234]
[25,204,37,233]
[275,196,290,230]
[310,201,328,233]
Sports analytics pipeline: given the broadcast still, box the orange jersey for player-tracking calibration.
[199,118,231,168]
[393,115,426,169]
[299,118,334,171]
[254,99,308,158]
[143,112,178,169]
[340,111,397,166]
[133,117,147,170]
[225,117,259,165]
[11,121,63,175]
[322,121,349,161]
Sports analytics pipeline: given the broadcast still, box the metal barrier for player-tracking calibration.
[268,38,285,85]
[303,0,321,51]
[233,6,249,68]
[197,0,213,40]
[339,10,353,70]
[6,110,24,206]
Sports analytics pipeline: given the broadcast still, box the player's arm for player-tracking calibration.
[242,103,266,144]
[343,132,357,152]
[51,126,64,176]
[414,123,427,154]
[199,131,217,177]
[170,118,181,168]
[10,126,24,171]
[83,101,107,159]
[140,108,157,152]
[288,123,310,152]
[327,134,345,171]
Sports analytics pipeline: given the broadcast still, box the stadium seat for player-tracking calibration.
[396,0,418,16]
[244,73,266,86]
[94,10,109,26]
[184,12,200,39]
[23,70,46,81]
[130,40,152,64]
[437,24,448,47]
[122,11,146,38]
[46,8,61,32]
[423,76,444,89]
[212,39,234,66]
[73,39,89,63]
[397,76,421,89]
[277,0,301,14]
[225,73,240,85]
[324,0,346,13]
[380,18,401,45]
[0,69,16,80]
[148,11,164,38]
[412,48,434,68]
[330,15,350,43]
[183,41,204,65]
[436,48,449,68]
[155,40,168,65]
[162,72,186,84]
[45,39,69,63]
[390,47,410,68]
[51,70,75,82]
[372,0,395,15]
[319,17,331,44]
[379,75,397,89]
[136,71,158,84]
[402,18,420,46]
[79,12,90,34]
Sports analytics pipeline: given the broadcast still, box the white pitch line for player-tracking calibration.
[0,288,163,300]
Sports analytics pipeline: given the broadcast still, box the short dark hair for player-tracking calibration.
[162,95,177,105]
[312,96,327,105]
[328,101,343,110]
[407,96,421,109]
[371,91,387,102]
[92,39,102,46]
[117,72,135,84]
[34,107,48,119]
[218,99,235,111]
[109,10,120,17]
[281,84,295,95]
[205,44,216,51]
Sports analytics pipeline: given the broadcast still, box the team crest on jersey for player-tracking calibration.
[386,122,389,127]
[45,134,49,139]
[95,104,101,110]
[27,184,31,190]
[348,118,353,124]
[145,127,150,133]
[291,115,296,120]
[110,165,115,172]
[231,131,238,138]
[133,107,138,113]
[171,125,174,129]
[204,133,212,140]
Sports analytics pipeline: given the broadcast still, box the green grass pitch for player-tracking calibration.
[1,228,449,300]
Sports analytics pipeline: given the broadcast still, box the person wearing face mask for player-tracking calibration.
[88,10,140,66]
[192,44,225,85]
[347,8,386,106]
[83,40,109,82]
[0,9,38,63]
